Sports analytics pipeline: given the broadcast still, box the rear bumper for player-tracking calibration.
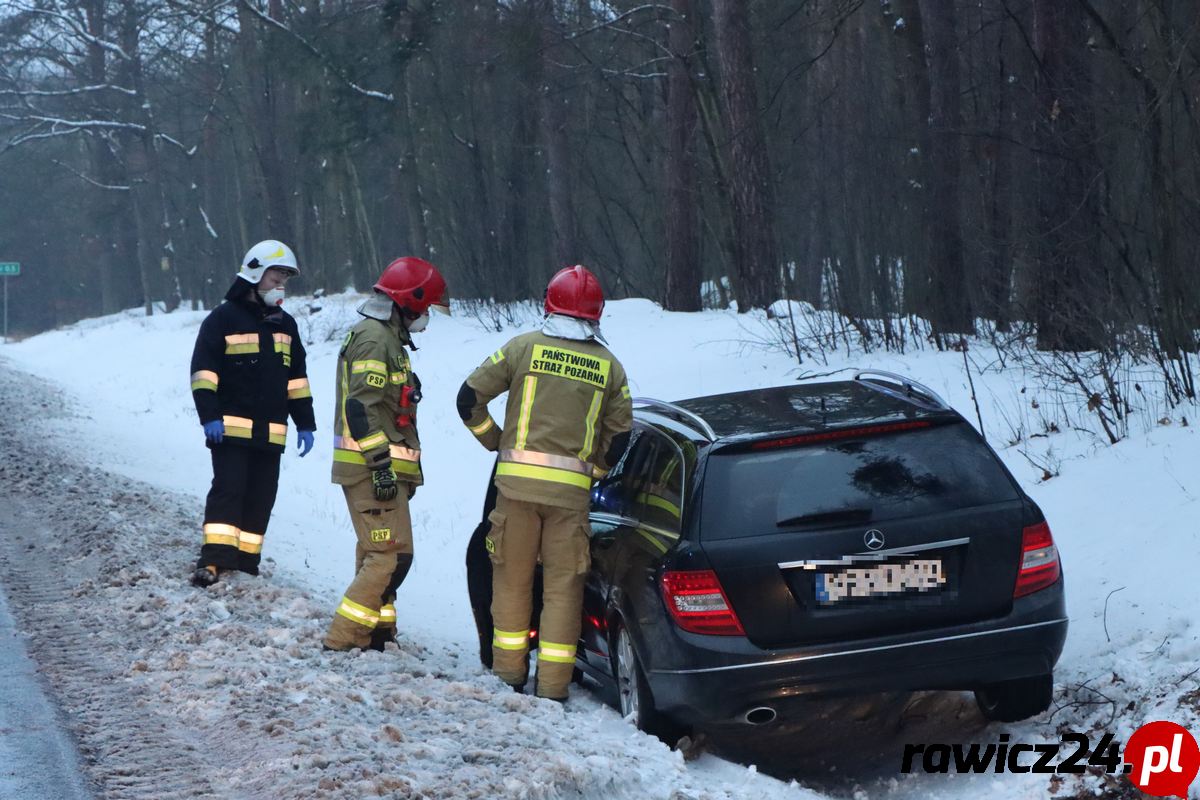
[645,585,1067,725]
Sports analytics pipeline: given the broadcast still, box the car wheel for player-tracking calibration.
[974,673,1053,722]
[612,621,685,743]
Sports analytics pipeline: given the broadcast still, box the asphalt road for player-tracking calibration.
[0,579,93,800]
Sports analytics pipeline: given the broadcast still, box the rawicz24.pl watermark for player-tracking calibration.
[901,721,1199,798]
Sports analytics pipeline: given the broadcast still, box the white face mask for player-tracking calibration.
[407,312,429,333]
[259,286,285,307]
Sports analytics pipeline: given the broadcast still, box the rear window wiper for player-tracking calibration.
[777,507,873,527]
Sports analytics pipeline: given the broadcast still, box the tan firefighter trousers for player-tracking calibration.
[488,494,590,699]
[324,479,414,650]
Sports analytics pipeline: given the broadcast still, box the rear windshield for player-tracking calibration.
[700,422,1019,540]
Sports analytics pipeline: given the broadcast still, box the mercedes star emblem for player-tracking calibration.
[864,529,885,550]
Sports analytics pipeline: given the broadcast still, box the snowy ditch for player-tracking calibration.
[2,296,1199,799]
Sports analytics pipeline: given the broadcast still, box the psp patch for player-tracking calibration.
[485,536,496,554]
[370,528,392,543]
[366,373,386,389]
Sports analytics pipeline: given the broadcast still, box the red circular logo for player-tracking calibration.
[1124,721,1200,798]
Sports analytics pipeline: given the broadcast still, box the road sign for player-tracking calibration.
[1,262,16,342]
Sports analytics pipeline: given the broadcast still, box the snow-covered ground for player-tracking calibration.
[2,292,1198,799]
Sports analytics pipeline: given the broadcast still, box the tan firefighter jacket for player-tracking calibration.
[463,330,633,510]
[331,316,423,487]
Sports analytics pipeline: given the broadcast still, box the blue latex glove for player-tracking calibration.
[203,420,224,444]
[297,429,315,457]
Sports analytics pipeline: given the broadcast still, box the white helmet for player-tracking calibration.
[237,240,299,284]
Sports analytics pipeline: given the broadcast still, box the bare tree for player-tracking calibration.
[711,0,779,311]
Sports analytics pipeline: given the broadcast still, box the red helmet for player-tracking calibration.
[544,265,604,321]
[374,257,448,316]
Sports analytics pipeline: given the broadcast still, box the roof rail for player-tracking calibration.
[632,397,717,441]
[853,370,950,411]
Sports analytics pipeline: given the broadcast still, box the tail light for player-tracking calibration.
[1014,522,1060,598]
[660,570,745,636]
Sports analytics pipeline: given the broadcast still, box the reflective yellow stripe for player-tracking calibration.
[335,597,380,628]
[351,360,387,375]
[537,641,577,664]
[358,431,388,451]
[391,458,421,475]
[237,531,264,554]
[640,492,682,519]
[202,522,240,547]
[495,462,592,489]
[268,422,288,446]
[490,349,505,364]
[637,528,670,554]
[287,377,311,400]
[639,522,680,540]
[224,333,260,355]
[578,389,603,461]
[273,333,292,355]
[493,628,529,650]
[223,415,253,438]
[191,370,219,392]
[389,372,405,385]
[333,450,422,475]
[515,375,537,450]
[378,605,396,627]
[499,449,590,475]
[469,417,495,436]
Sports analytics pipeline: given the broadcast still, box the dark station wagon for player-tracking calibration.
[468,372,1067,739]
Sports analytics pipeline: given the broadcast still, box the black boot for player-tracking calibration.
[191,565,219,588]
[368,628,397,652]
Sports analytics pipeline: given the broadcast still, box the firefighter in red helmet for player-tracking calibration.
[324,257,448,652]
[457,265,633,699]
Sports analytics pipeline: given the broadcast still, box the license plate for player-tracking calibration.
[815,559,945,605]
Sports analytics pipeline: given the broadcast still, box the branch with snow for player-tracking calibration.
[235,0,393,103]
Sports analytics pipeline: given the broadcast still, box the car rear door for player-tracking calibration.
[697,421,1026,648]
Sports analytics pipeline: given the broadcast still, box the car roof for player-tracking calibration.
[661,380,958,440]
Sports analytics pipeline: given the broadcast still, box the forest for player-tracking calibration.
[0,0,1197,371]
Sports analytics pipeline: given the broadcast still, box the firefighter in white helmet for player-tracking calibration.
[189,240,316,587]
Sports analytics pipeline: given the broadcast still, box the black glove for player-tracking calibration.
[372,467,399,501]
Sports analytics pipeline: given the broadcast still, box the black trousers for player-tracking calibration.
[197,444,282,574]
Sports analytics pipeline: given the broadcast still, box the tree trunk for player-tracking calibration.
[536,0,577,268]
[917,0,971,336]
[664,0,701,312]
[711,0,778,311]
[1033,0,1101,351]
[386,0,431,258]
[236,0,294,245]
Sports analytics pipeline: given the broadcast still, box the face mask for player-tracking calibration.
[407,312,429,333]
[259,286,285,307]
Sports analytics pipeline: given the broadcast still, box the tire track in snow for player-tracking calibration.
[0,386,227,798]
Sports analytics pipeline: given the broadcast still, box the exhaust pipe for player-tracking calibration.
[743,706,777,726]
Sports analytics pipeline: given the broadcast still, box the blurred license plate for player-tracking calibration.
[816,559,945,605]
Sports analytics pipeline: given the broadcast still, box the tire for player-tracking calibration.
[974,673,1053,722]
[612,621,686,744]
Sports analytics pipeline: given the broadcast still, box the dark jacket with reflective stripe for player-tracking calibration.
[464,331,632,510]
[189,280,316,452]
[330,315,423,487]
